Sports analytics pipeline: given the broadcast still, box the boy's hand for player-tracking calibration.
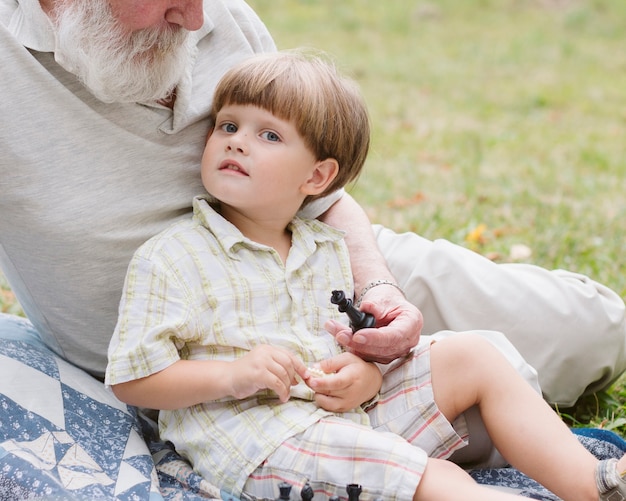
[305,352,382,412]
[230,345,308,403]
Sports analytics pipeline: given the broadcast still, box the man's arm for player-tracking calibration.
[320,194,423,362]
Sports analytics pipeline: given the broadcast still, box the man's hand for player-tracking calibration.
[325,286,423,363]
[229,345,308,403]
[304,352,382,412]
[319,194,422,363]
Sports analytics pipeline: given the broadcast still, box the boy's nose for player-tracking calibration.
[227,134,248,154]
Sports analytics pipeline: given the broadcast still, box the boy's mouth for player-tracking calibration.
[219,160,248,175]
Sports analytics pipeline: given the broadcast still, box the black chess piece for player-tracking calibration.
[276,482,293,500]
[300,482,314,500]
[330,290,375,332]
[346,483,362,501]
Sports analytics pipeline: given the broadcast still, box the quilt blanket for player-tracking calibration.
[1,315,625,500]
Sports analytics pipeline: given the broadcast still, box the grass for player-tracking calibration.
[2,0,626,430]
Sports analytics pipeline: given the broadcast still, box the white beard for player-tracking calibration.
[51,0,193,103]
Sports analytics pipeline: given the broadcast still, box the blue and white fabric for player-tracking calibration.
[1,313,625,500]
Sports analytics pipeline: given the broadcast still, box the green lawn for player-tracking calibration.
[2,0,626,430]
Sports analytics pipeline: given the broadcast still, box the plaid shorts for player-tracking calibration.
[242,342,469,500]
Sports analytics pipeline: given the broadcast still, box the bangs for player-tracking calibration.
[211,53,329,147]
[214,64,307,121]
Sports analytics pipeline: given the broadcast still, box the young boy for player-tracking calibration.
[105,51,626,501]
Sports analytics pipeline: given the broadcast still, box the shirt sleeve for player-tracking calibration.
[105,250,193,386]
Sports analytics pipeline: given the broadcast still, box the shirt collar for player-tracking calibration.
[192,196,345,258]
[8,0,55,52]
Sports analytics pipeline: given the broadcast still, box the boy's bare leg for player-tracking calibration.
[429,334,600,500]
[414,458,524,500]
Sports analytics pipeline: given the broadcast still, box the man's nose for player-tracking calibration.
[164,0,204,31]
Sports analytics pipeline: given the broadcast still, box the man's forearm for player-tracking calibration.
[321,194,423,361]
[320,193,395,296]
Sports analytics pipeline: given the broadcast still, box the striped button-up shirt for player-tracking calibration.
[106,197,369,496]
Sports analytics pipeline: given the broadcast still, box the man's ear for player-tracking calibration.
[300,158,339,196]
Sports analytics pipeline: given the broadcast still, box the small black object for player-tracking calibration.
[300,482,314,500]
[328,497,340,501]
[277,482,293,500]
[330,290,375,332]
[346,484,362,501]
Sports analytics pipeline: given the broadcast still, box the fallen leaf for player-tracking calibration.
[465,223,488,245]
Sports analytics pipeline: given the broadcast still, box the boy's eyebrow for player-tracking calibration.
[214,108,236,120]
[218,105,294,131]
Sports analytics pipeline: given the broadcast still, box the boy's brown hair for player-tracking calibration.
[209,50,370,204]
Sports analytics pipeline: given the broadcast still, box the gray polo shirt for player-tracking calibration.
[0,0,340,377]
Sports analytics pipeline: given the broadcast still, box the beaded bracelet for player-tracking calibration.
[355,279,405,307]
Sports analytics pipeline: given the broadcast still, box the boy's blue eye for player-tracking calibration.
[222,123,237,133]
[262,131,280,142]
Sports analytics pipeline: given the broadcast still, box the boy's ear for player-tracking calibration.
[300,158,339,196]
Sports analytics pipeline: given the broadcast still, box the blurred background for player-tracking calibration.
[251,0,626,295]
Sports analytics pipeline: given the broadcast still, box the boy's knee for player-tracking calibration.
[434,332,496,364]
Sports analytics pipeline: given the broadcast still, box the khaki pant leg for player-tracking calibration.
[373,224,626,407]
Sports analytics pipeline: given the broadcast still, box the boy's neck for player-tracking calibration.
[218,204,294,263]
